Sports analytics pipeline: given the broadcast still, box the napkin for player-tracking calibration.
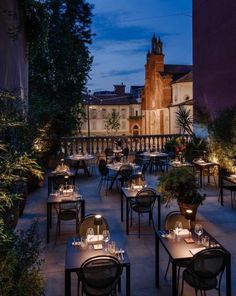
[174,229,190,236]
[87,234,104,242]
[189,247,206,255]
[132,185,143,190]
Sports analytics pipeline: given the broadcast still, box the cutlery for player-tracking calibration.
[120,249,124,260]
[117,250,120,260]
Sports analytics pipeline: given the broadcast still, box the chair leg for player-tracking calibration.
[138,213,140,238]
[180,278,184,296]
[164,258,171,279]
[130,207,133,227]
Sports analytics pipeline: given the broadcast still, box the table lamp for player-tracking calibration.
[64,175,69,189]
[184,209,195,243]
[94,214,103,240]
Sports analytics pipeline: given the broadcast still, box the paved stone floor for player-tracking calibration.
[17,168,236,296]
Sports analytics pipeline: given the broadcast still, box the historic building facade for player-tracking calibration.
[141,35,192,135]
[81,35,192,136]
[80,84,142,136]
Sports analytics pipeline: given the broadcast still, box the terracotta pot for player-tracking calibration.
[177,201,200,221]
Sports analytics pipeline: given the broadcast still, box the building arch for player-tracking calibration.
[132,124,140,135]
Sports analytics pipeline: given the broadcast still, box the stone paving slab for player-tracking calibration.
[17,171,236,296]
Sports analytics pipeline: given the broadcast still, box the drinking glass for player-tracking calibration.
[174,221,183,238]
[194,224,203,244]
[108,241,116,254]
[86,228,94,243]
[80,236,88,249]
[102,230,111,251]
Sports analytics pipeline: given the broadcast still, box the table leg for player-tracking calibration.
[155,232,160,287]
[81,200,85,220]
[49,205,52,228]
[109,171,118,190]
[226,253,231,296]
[47,204,50,243]
[172,261,177,296]
[220,185,224,206]
[121,191,124,222]
[126,197,129,235]
[157,196,161,231]
[126,263,131,296]
[65,269,71,296]
[199,167,203,188]
[82,160,90,177]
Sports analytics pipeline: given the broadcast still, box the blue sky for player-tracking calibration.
[87,0,192,92]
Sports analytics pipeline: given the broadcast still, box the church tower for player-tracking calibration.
[141,34,172,135]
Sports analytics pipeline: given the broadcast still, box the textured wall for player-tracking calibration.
[0,0,28,113]
[193,0,236,121]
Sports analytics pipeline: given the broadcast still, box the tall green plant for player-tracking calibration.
[0,221,44,296]
[209,106,236,170]
[28,0,94,151]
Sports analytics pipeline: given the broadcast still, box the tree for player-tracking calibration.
[105,111,120,135]
[28,0,93,155]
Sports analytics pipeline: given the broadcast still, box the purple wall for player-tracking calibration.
[193,0,236,121]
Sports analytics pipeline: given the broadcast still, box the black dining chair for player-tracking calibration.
[105,148,114,164]
[129,188,157,238]
[163,211,190,287]
[121,147,129,162]
[55,200,81,244]
[77,214,109,238]
[98,159,115,195]
[117,164,133,189]
[48,174,75,196]
[181,248,227,296]
[80,255,123,296]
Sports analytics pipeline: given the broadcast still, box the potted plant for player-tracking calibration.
[158,167,205,220]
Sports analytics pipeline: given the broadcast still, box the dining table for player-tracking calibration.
[192,159,220,188]
[47,192,85,243]
[107,162,140,190]
[155,228,231,296]
[219,173,236,206]
[140,151,169,173]
[168,159,194,169]
[65,238,131,296]
[67,154,95,177]
[121,186,161,235]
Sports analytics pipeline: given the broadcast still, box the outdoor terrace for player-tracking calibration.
[17,159,236,296]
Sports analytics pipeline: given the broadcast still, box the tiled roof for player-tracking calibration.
[173,72,193,83]
[162,64,192,81]
[83,95,140,106]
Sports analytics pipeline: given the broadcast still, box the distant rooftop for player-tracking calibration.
[163,64,192,81]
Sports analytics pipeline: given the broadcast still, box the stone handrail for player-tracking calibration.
[61,134,190,156]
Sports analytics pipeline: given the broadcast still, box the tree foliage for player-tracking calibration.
[209,105,236,170]
[105,111,120,135]
[28,0,93,155]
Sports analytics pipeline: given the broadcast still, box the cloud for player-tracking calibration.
[88,0,192,91]
[100,68,144,78]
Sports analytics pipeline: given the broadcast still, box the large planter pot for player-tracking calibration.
[177,201,200,221]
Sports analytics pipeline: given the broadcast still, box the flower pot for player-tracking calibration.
[177,201,200,221]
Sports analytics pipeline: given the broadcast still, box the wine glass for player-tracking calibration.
[102,230,111,251]
[174,221,183,238]
[86,228,94,243]
[194,224,203,244]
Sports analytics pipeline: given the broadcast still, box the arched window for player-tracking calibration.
[132,124,140,135]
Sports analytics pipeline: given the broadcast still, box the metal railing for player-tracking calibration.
[61,134,190,156]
